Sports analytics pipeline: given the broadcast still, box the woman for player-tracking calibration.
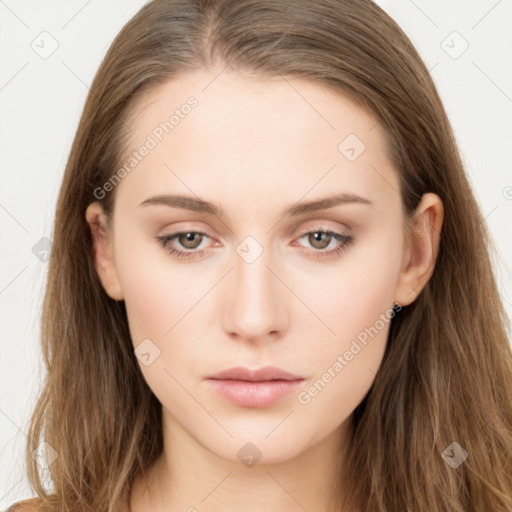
[9,0,512,510]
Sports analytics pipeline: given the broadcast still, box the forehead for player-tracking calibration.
[115,70,399,217]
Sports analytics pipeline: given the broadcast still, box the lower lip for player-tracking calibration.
[207,378,304,408]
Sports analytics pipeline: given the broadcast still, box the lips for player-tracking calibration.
[207,365,303,382]
[206,366,305,408]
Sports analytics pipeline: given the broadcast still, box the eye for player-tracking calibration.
[155,230,212,260]
[155,228,354,261]
[295,229,354,258]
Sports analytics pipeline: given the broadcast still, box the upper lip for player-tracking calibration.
[207,366,304,382]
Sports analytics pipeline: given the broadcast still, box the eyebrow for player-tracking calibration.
[138,192,372,217]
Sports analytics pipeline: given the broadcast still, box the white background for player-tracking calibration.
[1,0,511,505]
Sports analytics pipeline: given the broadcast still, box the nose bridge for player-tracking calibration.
[223,235,288,341]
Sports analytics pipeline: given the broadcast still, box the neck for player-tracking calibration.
[130,411,355,512]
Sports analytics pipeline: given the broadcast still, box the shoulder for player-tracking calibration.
[5,497,44,512]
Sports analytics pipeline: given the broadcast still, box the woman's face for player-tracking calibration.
[91,70,412,464]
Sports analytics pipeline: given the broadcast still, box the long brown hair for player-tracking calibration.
[16,1,512,511]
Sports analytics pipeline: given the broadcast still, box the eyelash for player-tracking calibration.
[155,229,354,260]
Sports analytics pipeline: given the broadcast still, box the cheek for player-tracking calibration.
[115,244,208,409]
[318,226,403,342]
[114,235,204,341]
[296,229,402,422]
[113,234,214,383]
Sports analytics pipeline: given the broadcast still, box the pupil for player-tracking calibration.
[179,232,201,249]
[311,231,330,249]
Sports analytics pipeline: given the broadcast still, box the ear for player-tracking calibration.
[85,202,124,301]
[394,192,444,306]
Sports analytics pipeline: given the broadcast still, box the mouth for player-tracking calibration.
[207,365,304,382]
[206,366,305,408]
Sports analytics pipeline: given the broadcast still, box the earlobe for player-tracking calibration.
[85,202,124,301]
[394,193,444,306]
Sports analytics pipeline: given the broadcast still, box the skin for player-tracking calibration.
[86,70,443,512]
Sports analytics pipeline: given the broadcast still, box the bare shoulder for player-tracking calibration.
[6,497,44,512]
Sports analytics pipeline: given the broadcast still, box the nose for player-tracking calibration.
[222,243,289,344]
